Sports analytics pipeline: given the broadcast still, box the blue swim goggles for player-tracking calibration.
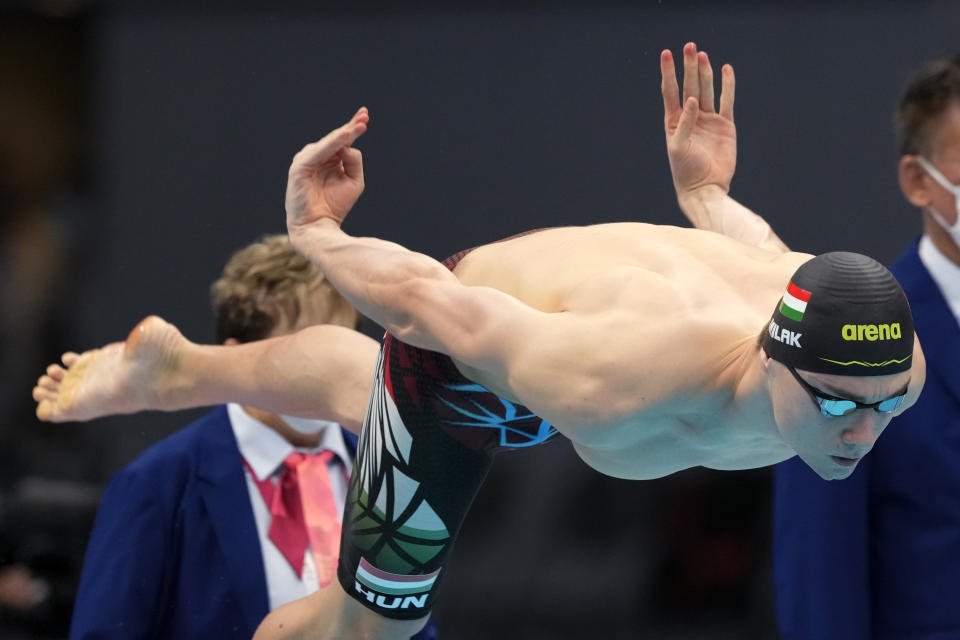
[787,365,907,418]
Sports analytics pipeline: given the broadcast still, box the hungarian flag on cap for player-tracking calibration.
[779,281,811,322]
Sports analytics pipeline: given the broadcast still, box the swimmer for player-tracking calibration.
[34,43,925,640]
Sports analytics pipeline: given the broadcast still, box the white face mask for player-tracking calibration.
[279,414,340,435]
[917,156,960,245]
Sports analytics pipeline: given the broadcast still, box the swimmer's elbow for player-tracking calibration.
[386,277,488,356]
[378,277,436,333]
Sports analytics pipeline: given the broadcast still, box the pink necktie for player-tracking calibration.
[260,453,309,578]
[243,452,344,585]
[287,451,342,588]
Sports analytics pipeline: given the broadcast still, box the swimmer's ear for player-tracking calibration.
[759,348,773,371]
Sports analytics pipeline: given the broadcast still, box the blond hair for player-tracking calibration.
[211,234,358,343]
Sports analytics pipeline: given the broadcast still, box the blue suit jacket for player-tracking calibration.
[70,406,437,640]
[773,239,960,640]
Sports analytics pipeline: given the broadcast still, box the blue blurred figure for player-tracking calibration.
[773,53,960,640]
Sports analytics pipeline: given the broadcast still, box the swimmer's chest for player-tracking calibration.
[571,409,790,480]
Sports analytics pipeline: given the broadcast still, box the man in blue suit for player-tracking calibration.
[773,54,960,639]
[69,235,437,639]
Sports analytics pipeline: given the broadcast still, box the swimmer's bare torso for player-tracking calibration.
[441,222,811,479]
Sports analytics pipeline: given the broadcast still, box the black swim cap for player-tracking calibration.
[761,252,914,376]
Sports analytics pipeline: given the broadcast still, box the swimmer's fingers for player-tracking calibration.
[286,108,371,228]
[297,121,366,167]
[292,108,369,172]
[719,63,735,121]
[681,42,700,104]
[697,51,715,114]
[660,49,682,123]
[673,96,700,149]
[338,147,365,185]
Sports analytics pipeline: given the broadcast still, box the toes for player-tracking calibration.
[62,352,79,367]
[37,375,58,391]
[36,401,53,422]
[33,386,54,403]
[47,365,65,381]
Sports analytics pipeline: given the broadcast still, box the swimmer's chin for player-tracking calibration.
[814,462,860,481]
[824,469,855,481]
[797,455,862,481]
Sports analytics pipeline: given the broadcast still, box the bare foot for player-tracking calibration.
[33,316,189,422]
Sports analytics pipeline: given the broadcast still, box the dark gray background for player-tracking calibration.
[5,2,959,638]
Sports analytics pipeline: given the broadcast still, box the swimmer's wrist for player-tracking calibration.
[288,217,346,260]
[676,183,728,206]
[289,216,341,236]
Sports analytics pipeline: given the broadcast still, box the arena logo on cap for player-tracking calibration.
[841,323,902,342]
[779,281,811,323]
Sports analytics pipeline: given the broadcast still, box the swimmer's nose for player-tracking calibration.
[841,411,877,449]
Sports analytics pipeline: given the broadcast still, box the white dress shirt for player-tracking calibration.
[227,403,351,611]
[918,234,960,327]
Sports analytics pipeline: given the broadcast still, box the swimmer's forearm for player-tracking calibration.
[289,220,462,344]
[677,185,789,253]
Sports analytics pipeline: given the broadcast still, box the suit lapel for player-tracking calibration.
[892,241,960,406]
[342,428,358,458]
[195,407,270,633]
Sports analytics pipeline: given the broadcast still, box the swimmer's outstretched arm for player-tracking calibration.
[286,111,612,432]
[284,110,485,349]
[32,316,378,434]
[660,43,789,254]
[284,109,472,353]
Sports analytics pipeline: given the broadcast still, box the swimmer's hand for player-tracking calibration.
[660,43,736,197]
[285,107,369,231]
